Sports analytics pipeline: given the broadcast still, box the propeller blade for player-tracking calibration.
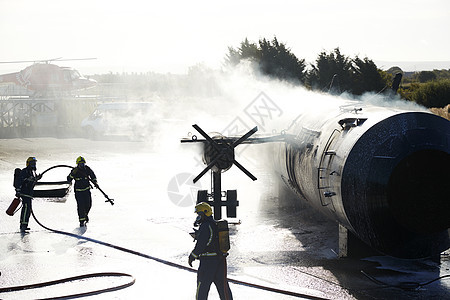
[192,124,221,152]
[0,57,96,64]
[0,60,37,64]
[231,126,258,148]
[233,160,257,181]
[55,57,97,62]
[191,124,258,182]
[193,152,225,183]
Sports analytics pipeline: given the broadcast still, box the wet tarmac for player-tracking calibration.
[0,137,449,299]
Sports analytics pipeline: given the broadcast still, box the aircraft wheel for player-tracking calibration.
[226,190,238,218]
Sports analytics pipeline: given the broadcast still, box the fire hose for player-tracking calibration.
[27,209,328,299]
[3,165,449,298]
[2,165,329,299]
[1,165,125,299]
[0,272,135,300]
[39,164,114,205]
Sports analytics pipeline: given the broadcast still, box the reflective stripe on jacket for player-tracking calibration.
[17,167,38,198]
[190,216,219,259]
[67,165,97,192]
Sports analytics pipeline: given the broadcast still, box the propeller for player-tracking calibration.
[192,124,258,183]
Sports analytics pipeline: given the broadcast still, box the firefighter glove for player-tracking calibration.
[188,254,195,267]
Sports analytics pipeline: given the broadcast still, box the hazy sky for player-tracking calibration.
[0,0,449,75]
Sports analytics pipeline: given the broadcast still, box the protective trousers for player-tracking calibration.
[75,190,92,223]
[20,196,32,228]
[196,256,233,300]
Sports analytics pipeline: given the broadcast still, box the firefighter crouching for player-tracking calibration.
[67,156,98,227]
[15,157,41,232]
[188,202,233,300]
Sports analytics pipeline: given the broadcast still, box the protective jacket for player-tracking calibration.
[67,166,97,192]
[17,167,38,198]
[190,216,220,259]
[190,216,233,300]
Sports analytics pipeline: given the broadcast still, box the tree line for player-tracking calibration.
[91,36,450,111]
[226,37,450,108]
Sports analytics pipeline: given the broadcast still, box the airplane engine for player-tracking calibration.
[274,105,450,258]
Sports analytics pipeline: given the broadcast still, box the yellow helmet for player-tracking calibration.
[26,157,37,167]
[76,156,86,164]
[195,202,213,217]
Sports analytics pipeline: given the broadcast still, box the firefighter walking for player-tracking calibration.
[67,156,98,227]
[188,202,233,300]
[15,157,41,232]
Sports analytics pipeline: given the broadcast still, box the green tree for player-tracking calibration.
[225,38,260,66]
[225,46,240,66]
[351,57,386,95]
[308,49,389,95]
[409,79,450,108]
[432,69,450,80]
[240,38,260,61]
[416,71,437,83]
[225,37,306,84]
[258,37,306,83]
[308,48,353,93]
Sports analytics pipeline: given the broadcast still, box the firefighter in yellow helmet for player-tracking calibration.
[16,157,41,232]
[188,202,233,300]
[67,156,98,227]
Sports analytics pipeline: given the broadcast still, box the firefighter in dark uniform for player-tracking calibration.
[188,202,233,300]
[15,157,41,232]
[67,156,98,227]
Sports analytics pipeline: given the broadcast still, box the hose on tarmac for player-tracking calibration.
[4,164,449,298]
[20,164,329,299]
[0,272,135,300]
[0,164,132,299]
[361,270,450,291]
[30,209,328,299]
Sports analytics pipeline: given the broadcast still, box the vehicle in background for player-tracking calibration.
[81,102,155,140]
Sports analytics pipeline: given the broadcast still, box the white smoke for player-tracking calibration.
[153,60,426,141]
[149,61,435,190]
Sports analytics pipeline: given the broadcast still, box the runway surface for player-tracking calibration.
[0,137,449,299]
